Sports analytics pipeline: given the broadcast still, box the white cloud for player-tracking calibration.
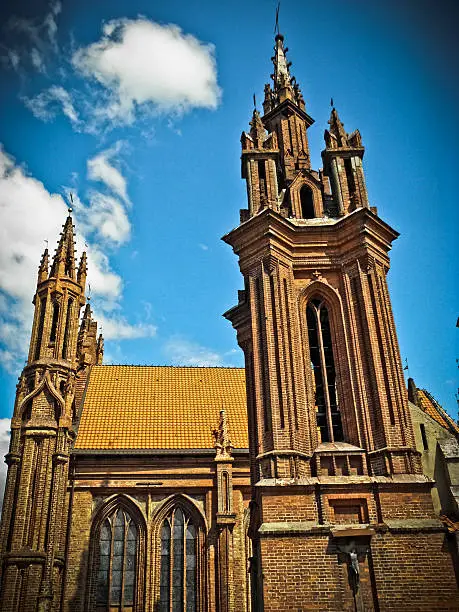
[0,145,151,374]
[198,243,209,251]
[0,419,11,515]
[97,313,157,341]
[163,336,225,367]
[87,142,130,204]
[24,85,80,127]
[72,18,221,124]
[75,191,131,245]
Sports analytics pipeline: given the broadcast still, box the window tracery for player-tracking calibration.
[96,507,138,611]
[159,506,199,612]
[307,298,343,443]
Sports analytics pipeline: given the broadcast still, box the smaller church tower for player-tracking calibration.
[0,211,102,612]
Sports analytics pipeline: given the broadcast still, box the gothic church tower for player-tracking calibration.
[224,33,458,610]
[0,212,102,612]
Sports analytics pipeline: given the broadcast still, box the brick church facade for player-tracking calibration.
[0,31,458,612]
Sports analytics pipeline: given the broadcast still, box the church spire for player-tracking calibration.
[263,33,306,114]
[50,210,76,280]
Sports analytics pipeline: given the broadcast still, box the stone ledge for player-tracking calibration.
[258,521,327,536]
[383,518,444,533]
[256,474,432,487]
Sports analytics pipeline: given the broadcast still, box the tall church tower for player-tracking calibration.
[0,212,102,612]
[224,33,458,610]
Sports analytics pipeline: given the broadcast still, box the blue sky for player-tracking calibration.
[0,0,458,424]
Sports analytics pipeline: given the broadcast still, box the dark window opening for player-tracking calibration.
[307,300,343,443]
[50,302,59,343]
[96,507,138,611]
[62,299,73,359]
[159,507,198,612]
[300,186,315,219]
[258,160,268,206]
[34,297,46,360]
[344,158,357,208]
[420,423,429,451]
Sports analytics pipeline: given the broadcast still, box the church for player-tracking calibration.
[0,31,458,612]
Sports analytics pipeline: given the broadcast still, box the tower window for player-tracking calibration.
[159,507,198,612]
[62,299,73,359]
[50,302,59,343]
[300,186,315,219]
[307,299,343,443]
[420,423,429,450]
[344,158,357,207]
[34,297,46,360]
[258,160,268,206]
[96,507,138,611]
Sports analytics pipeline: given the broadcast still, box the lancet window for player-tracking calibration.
[96,507,138,611]
[307,299,343,443]
[159,507,199,612]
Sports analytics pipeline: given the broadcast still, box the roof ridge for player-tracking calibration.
[92,364,245,370]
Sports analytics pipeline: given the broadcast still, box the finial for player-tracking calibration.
[330,97,334,108]
[253,93,257,110]
[212,408,233,459]
[88,283,91,299]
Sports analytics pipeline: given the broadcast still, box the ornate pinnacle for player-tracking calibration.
[77,251,87,287]
[96,333,104,365]
[249,108,266,149]
[212,409,233,459]
[38,248,49,283]
[328,107,349,147]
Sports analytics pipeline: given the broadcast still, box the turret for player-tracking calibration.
[322,105,369,214]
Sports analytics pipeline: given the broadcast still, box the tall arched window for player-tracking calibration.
[300,185,315,219]
[159,507,199,612]
[307,299,343,443]
[96,507,138,611]
[50,301,59,343]
[62,298,73,359]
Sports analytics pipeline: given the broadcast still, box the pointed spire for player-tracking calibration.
[265,33,305,112]
[328,107,349,147]
[38,248,49,284]
[77,251,87,288]
[50,210,77,280]
[249,107,266,148]
[273,34,292,94]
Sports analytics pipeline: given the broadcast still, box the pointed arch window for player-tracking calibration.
[62,298,73,359]
[96,507,138,611]
[159,507,199,612]
[50,301,59,343]
[307,299,343,443]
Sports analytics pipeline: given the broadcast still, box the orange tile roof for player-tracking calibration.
[74,365,248,450]
[417,389,459,435]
